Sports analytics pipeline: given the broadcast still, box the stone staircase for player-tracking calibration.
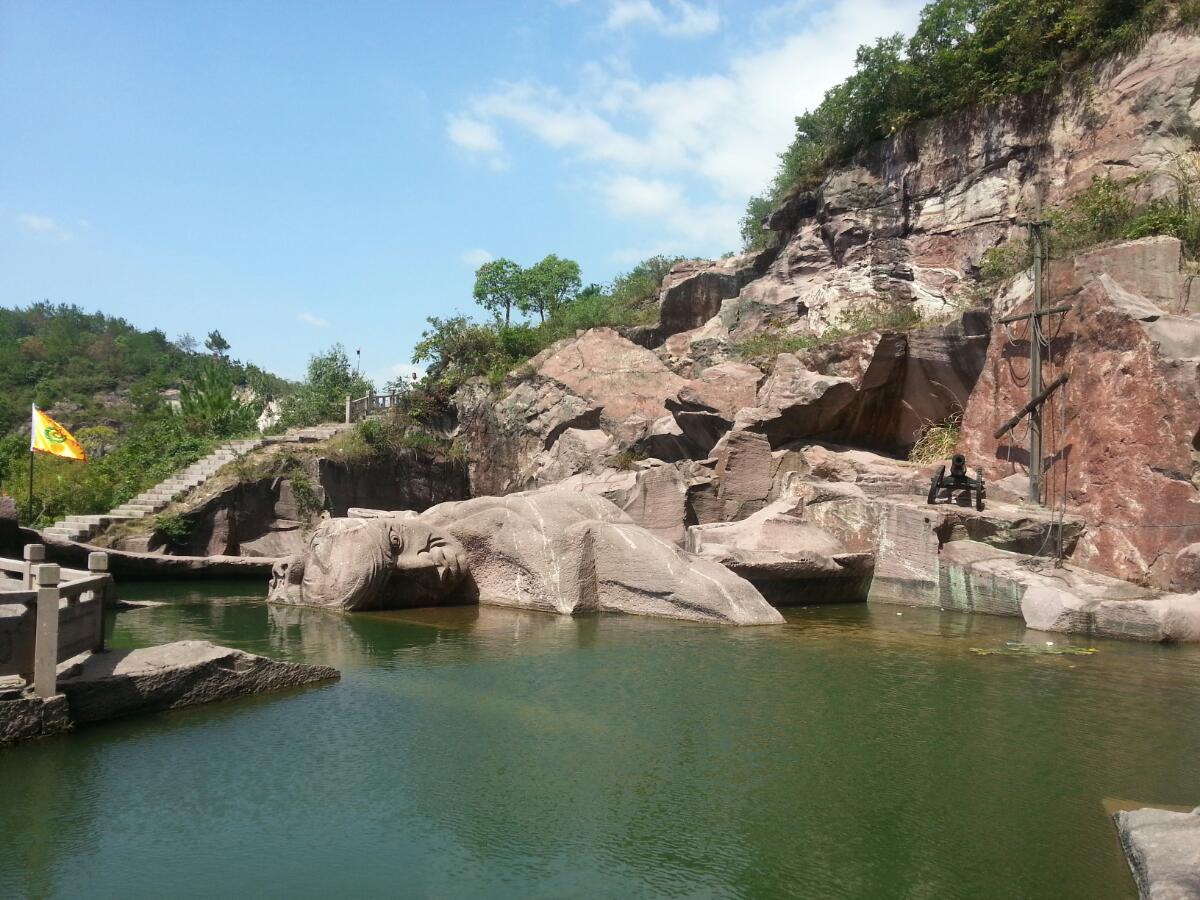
[40,423,354,544]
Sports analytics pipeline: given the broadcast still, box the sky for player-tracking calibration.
[0,0,924,386]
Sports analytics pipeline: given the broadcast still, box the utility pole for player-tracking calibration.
[993,220,1071,506]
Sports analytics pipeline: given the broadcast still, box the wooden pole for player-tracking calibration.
[993,374,1069,439]
[33,563,60,698]
[27,450,34,526]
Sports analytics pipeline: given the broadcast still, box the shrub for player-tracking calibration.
[155,512,194,547]
[733,302,924,367]
[177,359,259,437]
[909,412,963,464]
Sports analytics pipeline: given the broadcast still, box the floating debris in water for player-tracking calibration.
[969,642,1097,657]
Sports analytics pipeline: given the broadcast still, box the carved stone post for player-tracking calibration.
[22,542,45,589]
[88,551,109,652]
[33,563,60,698]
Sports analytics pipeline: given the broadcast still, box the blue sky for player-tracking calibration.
[1,0,922,385]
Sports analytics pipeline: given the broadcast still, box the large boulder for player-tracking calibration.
[420,488,782,625]
[735,314,988,455]
[657,258,744,339]
[1113,806,1200,899]
[56,641,339,724]
[687,494,874,605]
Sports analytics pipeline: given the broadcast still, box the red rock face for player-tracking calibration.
[960,238,1200,588]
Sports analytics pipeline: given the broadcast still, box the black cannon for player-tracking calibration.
[927,454,986,511]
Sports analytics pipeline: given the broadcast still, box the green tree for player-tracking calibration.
[521,254,582,322]
[411,316,505,391]
[473,259,524,326]
[177,359,258,437]
[280,344,372,427]
[204,329,230,358]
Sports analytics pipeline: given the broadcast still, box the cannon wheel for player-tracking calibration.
[927,465,945,505]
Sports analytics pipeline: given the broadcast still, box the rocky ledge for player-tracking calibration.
[0,641,339,743]
[1113,806,1200,899]
[56,641,338,724]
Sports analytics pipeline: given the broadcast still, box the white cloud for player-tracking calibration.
[452,0,924,254]
[16,213,71,241]
[604,175,683,218]
[604,0,720,38]
[447,115,503,153]
[297,312,329,328]
[461,248,494,268]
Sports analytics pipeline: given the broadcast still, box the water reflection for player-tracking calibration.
[4,588,1199,899]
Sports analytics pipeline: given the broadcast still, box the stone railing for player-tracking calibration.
[345,392,403,423]
[0,545,111,697]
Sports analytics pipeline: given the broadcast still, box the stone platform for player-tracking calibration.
[865,496,1200,642]
[1,641,339,744]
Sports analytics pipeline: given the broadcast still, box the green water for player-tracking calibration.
[2,582,1198,899]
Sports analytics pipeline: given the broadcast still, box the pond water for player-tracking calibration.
[2,581,1198,899]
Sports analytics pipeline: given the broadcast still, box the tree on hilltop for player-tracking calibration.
[205,329,230,358]
[473,259,525,326]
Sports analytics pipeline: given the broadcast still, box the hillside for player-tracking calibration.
[0,302,291,434]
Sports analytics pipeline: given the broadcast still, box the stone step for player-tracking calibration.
[65,515,111,526]
[42,528,78,540]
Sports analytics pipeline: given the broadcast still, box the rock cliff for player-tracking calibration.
[456,29,1200,593]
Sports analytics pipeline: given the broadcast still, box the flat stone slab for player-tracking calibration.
[1114,806,1200,899]
[56,640,339,724]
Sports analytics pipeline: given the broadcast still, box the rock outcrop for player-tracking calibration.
[273,489,782,625]
[55,641,339,725]
[960,237,1200,589]
[447,30,1200,602]
[421,489,782,625]
[1113,805,1200,899]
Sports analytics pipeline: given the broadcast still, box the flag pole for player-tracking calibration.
[27,449,34,526]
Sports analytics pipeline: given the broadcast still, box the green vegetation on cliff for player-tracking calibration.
[409,255,678,412]
[979,161,1200,283]
[742,0,1196,249]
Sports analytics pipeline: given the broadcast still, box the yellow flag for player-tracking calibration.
[30,405,87,461]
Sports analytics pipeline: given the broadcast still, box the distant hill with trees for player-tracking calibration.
[0,302,291,434]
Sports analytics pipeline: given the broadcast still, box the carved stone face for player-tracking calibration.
[268,517,467,611]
